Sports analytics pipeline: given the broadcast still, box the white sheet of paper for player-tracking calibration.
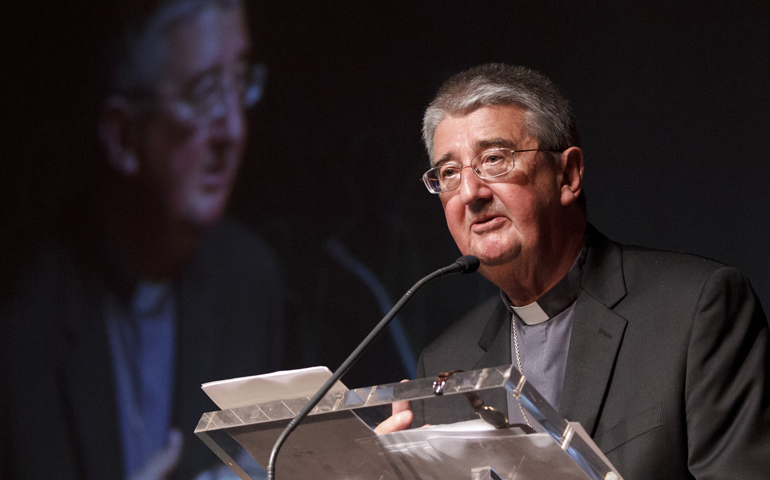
[201,366,348,410]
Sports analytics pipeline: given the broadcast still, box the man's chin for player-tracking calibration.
[476,256,514,270]
[469,244,519,267]
[180,196,229,231]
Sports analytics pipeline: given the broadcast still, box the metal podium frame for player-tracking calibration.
[195,364,622,480]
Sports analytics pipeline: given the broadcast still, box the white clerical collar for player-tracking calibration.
[511,302,550,325]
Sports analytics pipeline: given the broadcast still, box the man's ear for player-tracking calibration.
[559,146,584,207]
[98,96,140,177]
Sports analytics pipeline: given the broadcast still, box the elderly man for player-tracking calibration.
[1,1,282,479]
[377,64,770,479]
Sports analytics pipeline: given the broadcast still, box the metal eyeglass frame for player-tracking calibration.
[421,147,562,194]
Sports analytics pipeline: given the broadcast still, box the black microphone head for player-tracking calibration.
[455,255,480,274]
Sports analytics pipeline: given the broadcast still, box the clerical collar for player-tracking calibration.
[501,244,588,325]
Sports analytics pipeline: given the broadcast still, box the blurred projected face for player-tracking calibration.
[135,4,250,229]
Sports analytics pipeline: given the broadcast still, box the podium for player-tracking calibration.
[195,364,623,480]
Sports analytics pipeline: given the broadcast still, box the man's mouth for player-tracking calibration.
[471,215,505,233]
[201,156,235,190]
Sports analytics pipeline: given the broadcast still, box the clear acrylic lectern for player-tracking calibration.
[195,364,623,480]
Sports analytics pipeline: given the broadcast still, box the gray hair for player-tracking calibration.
[422,63,580,162]
[102,0,242,97]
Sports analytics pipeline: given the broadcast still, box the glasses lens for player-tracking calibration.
[423,164,461,193]
[422,169,442,193]
[473,149,514,178]
[182,63,267,122]
[188,74,221,118]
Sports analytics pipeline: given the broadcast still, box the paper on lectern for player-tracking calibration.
[201,366,348,410]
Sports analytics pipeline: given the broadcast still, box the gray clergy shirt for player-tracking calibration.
[505,245,587,426]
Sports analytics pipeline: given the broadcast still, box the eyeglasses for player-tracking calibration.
[136,62,267,126]
[421,147,562,194]
[173,62,267,124]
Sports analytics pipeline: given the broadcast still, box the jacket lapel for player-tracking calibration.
[59,265,124,479]
[559,293,627,434]
[174,263,220,425]
[172,248,225,478]
[559,225,628,435]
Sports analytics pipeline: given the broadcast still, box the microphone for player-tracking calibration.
[266,255,479,480]
[441,255,481,276]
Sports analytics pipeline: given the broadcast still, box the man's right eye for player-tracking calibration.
[189,76,219,105]
[439,165,459,179]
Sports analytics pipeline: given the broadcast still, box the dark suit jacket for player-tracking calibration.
[1,220,284,480]
[413,225,770,480]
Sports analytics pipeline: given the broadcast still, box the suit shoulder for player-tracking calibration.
[588,224,732,285]
[621,244,726,270]
[610,242,763,329]
[619,245,740,290]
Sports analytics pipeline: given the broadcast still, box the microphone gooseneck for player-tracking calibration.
[266,255,479,480]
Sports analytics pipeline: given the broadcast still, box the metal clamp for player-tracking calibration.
[433,370,463,395]
[560,423,575,450]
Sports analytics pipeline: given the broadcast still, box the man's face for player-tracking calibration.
[134,5,250,229]
[433,105,565,277]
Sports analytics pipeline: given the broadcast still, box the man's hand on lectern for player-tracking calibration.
[374,398,413,434]
[374,379,414,435]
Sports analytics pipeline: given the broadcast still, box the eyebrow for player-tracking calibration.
[432,153,455,168]
[476,137,517,150]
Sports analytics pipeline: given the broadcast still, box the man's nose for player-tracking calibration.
[210,91,245,142]
[457,165,492,205]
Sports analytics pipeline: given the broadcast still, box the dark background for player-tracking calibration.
[3,1,769,386]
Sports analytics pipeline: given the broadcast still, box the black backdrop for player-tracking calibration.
[3,1,769,386]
